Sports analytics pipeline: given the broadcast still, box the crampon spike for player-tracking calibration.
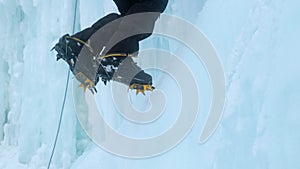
[129,84,154,95]
[79,83,88,92]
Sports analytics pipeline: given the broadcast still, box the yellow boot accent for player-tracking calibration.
[79,83,87,92]
[129,84,154,95]
[97,53,135,61]
[75,72,96,93]
[84,79,95,89]
[66,36,94,54]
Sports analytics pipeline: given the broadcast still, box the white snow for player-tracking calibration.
[0,0,300,168]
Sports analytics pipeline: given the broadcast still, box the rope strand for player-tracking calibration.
[47,0,78,168]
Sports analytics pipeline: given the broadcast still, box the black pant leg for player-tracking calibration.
[72,13,121,42]
[123,0,169,41]
[125,0,168,14]
[104,0,168,54]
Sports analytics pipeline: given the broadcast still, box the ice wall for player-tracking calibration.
[0,0,89,168]
[199,0,300,168]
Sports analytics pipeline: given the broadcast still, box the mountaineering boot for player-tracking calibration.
[52,34,99,93]
[96,56,126,85]
[52,35,154,95]
[97,56,154,95]
[127,71,154,95]
[52,34,84,69]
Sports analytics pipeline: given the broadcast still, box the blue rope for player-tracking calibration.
[71,0,79,34]
[47,0,78,168]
